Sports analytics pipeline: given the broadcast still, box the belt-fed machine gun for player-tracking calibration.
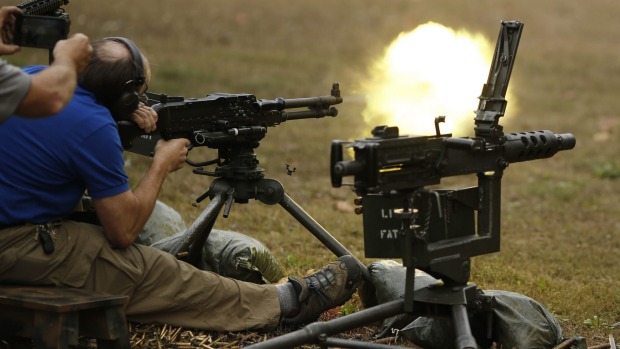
[247,20,575,349]
[123,83,341,181]
[120,84,370,276]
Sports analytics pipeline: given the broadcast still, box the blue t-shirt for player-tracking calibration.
[0,65,130,225]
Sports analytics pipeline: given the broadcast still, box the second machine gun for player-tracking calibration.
[120,84,369,273]
[329,21,574,285]
[247,20,576,349]
[330,20,575,348]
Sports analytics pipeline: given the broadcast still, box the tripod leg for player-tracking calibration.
[245,299,405,349]
[181,191,227,266]
[451,304,478,349]
[280,193,352,257]
[279,193,370,280]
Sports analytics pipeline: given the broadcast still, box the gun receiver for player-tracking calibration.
[331,125,575,194]
[120,83,343,156]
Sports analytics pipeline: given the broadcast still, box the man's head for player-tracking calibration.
[78,37,151,119]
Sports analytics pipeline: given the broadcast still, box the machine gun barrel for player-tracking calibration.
[502,130,575,164]
[257,95,343,111]
[284,106,339,120]
[256,83,342,117]
[281,95,342,109]
[256,94,342,121]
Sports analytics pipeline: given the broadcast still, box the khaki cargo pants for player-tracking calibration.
[0,221,281,331]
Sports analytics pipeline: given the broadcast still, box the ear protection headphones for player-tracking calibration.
[104,37,146,119]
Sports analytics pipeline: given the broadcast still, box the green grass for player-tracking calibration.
[5,0,620,345]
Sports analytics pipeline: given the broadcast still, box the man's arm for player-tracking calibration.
[92,137,190,248]
[14,34,92,117]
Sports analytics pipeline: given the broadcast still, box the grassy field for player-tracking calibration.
[5,0,620,346]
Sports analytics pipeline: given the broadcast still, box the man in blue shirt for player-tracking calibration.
[0,37,363,332]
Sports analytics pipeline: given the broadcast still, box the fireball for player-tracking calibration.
[361,22,502,137]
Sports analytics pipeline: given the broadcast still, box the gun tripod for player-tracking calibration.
[246,172,504,349]
[167,144,370,280]
[245,275,494,349]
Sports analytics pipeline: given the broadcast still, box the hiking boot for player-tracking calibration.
[283,255,363,325]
